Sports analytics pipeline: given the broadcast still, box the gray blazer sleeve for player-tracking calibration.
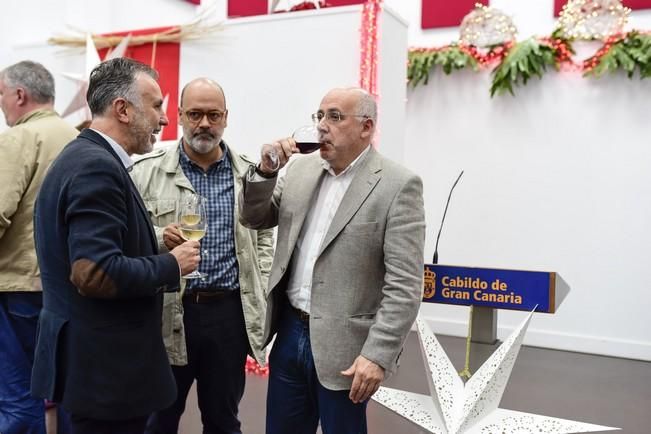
[360,173,426,370]
[239,166,284,230]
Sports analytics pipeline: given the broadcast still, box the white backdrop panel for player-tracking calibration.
[408,70,651,361]
[179,6,407,161]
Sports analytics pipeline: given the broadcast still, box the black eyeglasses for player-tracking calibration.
[182,109,226,124]
[311,110,369,124]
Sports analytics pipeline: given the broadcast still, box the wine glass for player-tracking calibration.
[178,194,207,279]
[292,124,322,154]
[264,124,322,172]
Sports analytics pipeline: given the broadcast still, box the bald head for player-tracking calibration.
[180,78,226,108]
[326,87,377,123]
[316,87,377,174]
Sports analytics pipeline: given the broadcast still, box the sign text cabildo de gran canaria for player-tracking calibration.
[422,264,565,313]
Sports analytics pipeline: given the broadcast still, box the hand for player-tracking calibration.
[259,138,298,174]
[163,223,184,250]
[340,355,385,403]
[170,240,200,275]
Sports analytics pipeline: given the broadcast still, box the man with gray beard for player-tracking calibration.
[131,78,273,434]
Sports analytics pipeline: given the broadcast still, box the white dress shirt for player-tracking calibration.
[287,146,371,313]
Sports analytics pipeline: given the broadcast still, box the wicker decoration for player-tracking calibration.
[48,19,222,50]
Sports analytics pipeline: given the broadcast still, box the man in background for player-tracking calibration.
[240,87,426,434]
[32,58,200,434]
[0,60,78,434]
[132,77,273,434]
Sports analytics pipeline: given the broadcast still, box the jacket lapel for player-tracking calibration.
[318,149,382,256]
[80,129,159,253]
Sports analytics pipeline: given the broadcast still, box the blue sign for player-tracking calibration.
[423,264,563,313]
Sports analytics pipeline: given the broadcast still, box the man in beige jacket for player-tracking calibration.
[240,88,425,434]
[0,60,78,434]
[131,78,273,434]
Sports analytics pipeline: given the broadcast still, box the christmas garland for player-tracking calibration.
[408,30,651,96]
[583,31,651,78]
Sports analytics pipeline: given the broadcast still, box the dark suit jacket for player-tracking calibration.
[32,129,180,419]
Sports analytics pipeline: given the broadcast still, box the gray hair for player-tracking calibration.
[0,61,55,104]
[86,58,158,116]
[351,88,377,122]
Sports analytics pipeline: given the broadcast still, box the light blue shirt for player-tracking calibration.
[91,128,133,170]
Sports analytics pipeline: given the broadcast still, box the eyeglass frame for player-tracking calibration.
[180,108,227,124]
[311,110,369,124]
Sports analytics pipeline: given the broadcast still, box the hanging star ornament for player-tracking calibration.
[372,310,619,434]
[60,33,132,118]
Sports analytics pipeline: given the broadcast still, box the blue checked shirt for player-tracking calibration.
[179,141,239,291]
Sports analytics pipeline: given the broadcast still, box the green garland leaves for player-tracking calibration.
[585,32,651,78]
[407,30,651,97]
[408,46,477,87]
[490,38,557,96]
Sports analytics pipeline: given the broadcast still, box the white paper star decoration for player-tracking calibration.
[372,310,619,434]
[61,33,132,118]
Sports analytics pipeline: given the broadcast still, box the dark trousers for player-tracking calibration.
[70,414,147,434]
[146,291,248,434]
[0,292,70,434]
[266,306,368,434]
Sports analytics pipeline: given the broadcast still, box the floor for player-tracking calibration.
[179,332,651,433]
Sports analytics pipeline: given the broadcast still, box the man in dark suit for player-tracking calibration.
[240,87,426,434]
[32,58,200,434]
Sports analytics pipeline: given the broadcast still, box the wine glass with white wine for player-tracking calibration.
[178,194,207,279]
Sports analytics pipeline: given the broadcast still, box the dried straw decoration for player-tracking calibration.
[48,19,222,50]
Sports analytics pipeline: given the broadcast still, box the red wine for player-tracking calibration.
[296,142,321,154]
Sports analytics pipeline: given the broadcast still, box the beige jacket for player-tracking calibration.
[0,109,78,292]
[131,143,274,365]
[240,149,425,389]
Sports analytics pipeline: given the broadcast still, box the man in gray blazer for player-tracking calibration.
[239,87,426,434]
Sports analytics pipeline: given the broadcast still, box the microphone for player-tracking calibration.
[433,170,464,264]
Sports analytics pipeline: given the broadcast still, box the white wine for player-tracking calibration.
[181,214,201,225]
[180,228,206,241]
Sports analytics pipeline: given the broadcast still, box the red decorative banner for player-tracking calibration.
[422,0,488,29]
[328,0,364,5]
[554,0,651,16]
[228,0,267,17]
[98,27,180,141]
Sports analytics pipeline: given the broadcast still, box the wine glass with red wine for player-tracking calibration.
[292,124,322,154]
[264,124,321,172]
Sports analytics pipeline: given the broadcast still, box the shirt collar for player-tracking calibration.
[321,144,372,177]
[90,128,134,171]
[13,108,57,126]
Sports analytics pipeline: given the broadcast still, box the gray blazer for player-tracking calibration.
[239,148,425,390]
